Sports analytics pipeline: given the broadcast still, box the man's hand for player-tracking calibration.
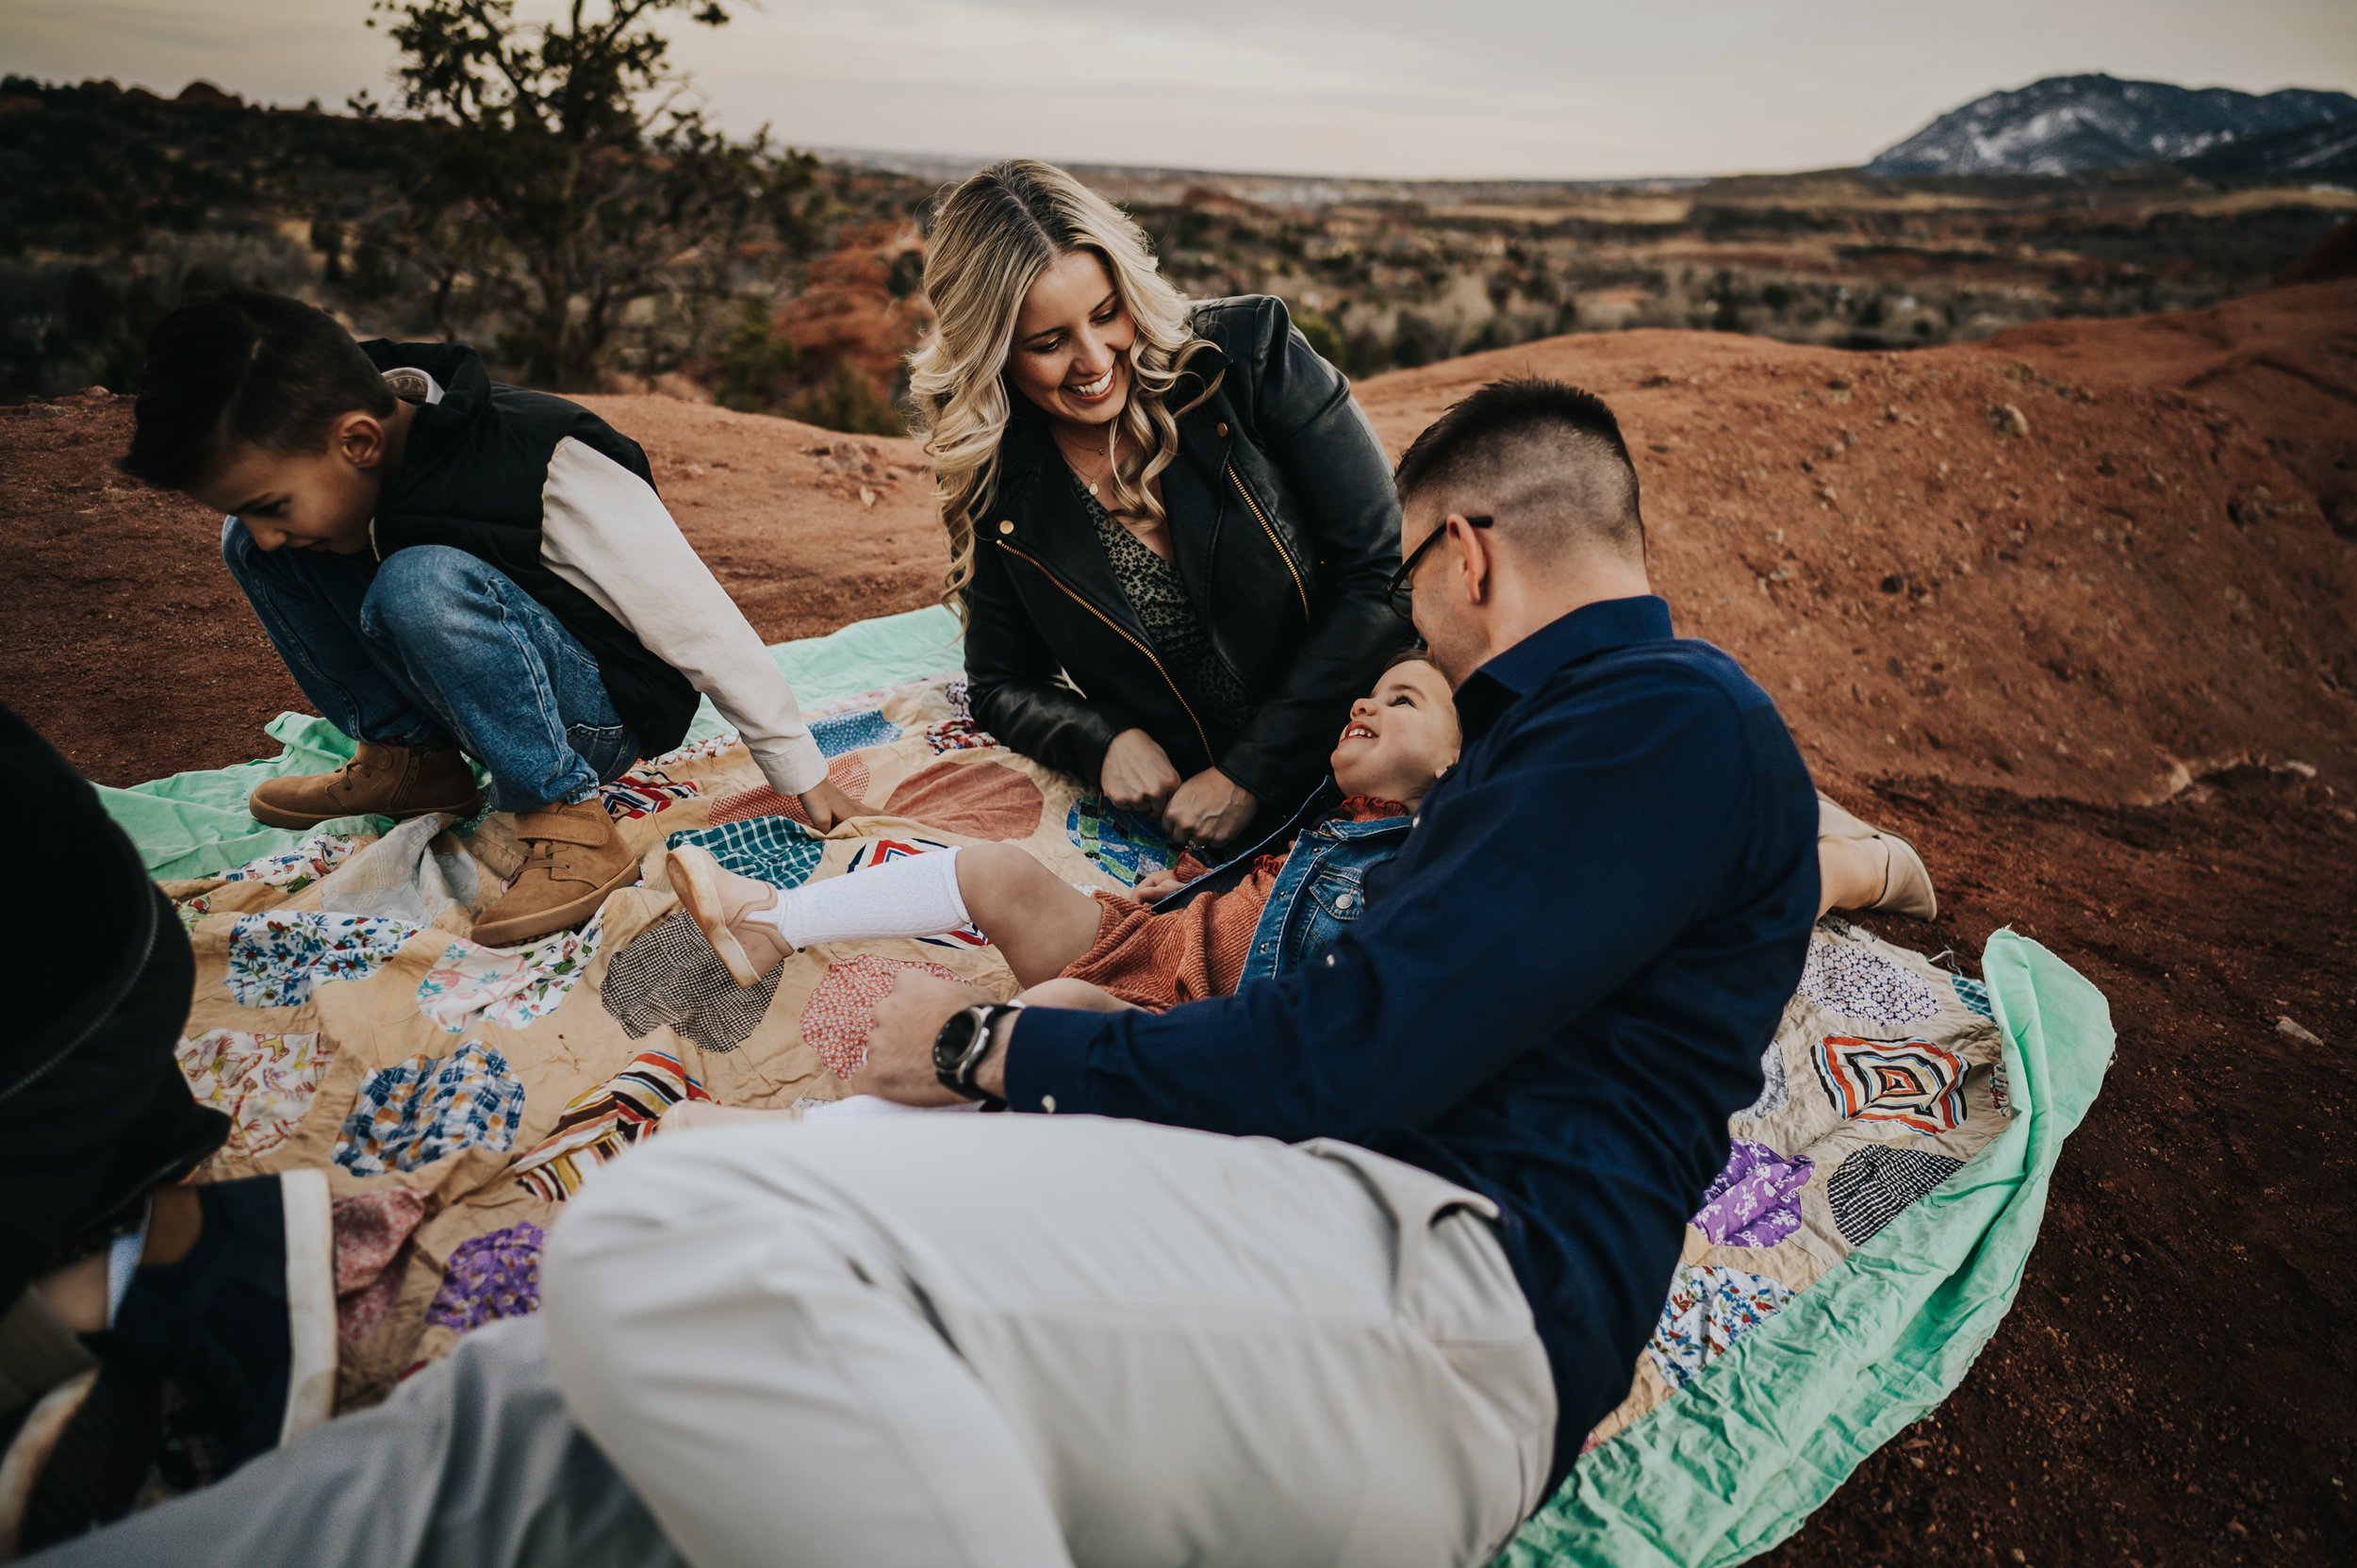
[1162,767,1258,855]
[854,970,996,1105]
[1099,728,1182,815]
[798,778,871,833]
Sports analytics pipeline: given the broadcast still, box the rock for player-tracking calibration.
[1987,403,2031,439]
[2276,1015,2324,1047]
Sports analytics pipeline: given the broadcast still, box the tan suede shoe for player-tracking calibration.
[471,799,638,947]
[666,843,796,986]
[1817,791,1938,920]
[247,742,480,830]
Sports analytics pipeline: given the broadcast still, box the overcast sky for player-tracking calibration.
[5,0,2354,178]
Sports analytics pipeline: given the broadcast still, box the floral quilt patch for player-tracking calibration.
[415,912,603,1033]
[333,1188,429,1345]
[924,718,998,753]
[647,734,739,767]
[425,1222,545,1333]
[333,1040,526,1177]
[174,1029,328,1158]
[1738,1036,1791,1121]
[1797,933,1943,1028]
[1690,1140,1813,1249]
[221,832,356,892]
[1647,1264,1795,1392]
[225,911,415,1007]
[802,954,963,1081]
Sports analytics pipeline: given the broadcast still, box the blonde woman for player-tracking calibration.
[911,159,1409,854]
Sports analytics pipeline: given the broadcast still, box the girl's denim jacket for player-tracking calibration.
[1151,781,1413,987]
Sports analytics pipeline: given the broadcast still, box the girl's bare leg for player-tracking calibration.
[951,844,1110,989]
[1013,976,1146,1013]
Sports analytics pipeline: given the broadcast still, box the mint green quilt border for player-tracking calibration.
[1499,930,2114,1566]
[98,604,966,880]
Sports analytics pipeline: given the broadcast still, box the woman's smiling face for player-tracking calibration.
[1006,248,1136,432]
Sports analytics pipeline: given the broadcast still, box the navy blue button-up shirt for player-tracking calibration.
[1006,595,1820,1483]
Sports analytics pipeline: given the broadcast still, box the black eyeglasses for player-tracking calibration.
[1385,515,1492,619]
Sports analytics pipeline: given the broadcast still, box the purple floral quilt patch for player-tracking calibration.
[1690,1139,1814,1249]
[424,1222,545,1332]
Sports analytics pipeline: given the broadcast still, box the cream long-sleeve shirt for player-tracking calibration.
[536,436,828,797]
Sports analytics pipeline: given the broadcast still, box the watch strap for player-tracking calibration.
[941,1001,1023,1102]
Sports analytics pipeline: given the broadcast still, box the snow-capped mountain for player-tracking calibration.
[1868,74,2357,177]
[2177,116,2357,186]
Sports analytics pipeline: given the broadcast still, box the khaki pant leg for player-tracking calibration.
[542,1114,1555,1568]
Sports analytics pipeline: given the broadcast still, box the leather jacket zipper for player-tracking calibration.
[1227,463,1310,620]
[994,539,1213,761]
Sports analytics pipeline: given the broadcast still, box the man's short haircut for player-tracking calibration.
[116,290,395,491]
[1391,378,1644,562]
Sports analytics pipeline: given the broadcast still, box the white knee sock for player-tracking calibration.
[753,847,971,949]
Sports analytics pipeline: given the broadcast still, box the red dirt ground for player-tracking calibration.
[3,283,2354,1565]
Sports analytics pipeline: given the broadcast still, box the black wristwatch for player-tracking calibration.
[933,1001,1022,1104]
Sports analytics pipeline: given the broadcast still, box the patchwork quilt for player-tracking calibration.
[116,607,2112,1565]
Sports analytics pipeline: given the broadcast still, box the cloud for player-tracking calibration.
[6,0,2351,175]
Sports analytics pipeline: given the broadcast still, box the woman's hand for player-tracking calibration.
[798,778,871,833]
[1099,728,1182,814]
[1162,768,1259,856]
[1129,866,1195,903]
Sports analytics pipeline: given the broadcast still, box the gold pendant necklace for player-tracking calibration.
[1061,427,1118,497]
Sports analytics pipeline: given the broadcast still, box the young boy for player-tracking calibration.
[116,291,862,947]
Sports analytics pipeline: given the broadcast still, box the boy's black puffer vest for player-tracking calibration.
[360,341,700,756]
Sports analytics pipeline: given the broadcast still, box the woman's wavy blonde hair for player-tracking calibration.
[907,158,1216,612]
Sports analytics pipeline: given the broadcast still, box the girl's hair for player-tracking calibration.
[1382,641,1434,673]
[906,158,1216,614]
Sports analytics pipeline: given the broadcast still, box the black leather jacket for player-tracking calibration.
[964,295,1409,805]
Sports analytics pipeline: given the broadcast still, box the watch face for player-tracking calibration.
[933,1007,984,1080]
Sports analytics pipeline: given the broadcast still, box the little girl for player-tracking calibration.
[668,655,1462,1018]
[665,652,1936,1027]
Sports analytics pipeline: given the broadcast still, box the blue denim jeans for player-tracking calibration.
[221,520,639,812]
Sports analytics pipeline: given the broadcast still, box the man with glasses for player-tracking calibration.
[38,379,1819,1568]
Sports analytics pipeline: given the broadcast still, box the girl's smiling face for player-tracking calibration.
[1005,248,1135,434]
[1330,659,1459,804]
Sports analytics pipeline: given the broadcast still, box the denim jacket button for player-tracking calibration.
[1335,893,1356,910]
[1040,1094,1058,1114]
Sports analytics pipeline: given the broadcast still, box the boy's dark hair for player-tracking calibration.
[116,290,396,490]
[1391,377,1643,559]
